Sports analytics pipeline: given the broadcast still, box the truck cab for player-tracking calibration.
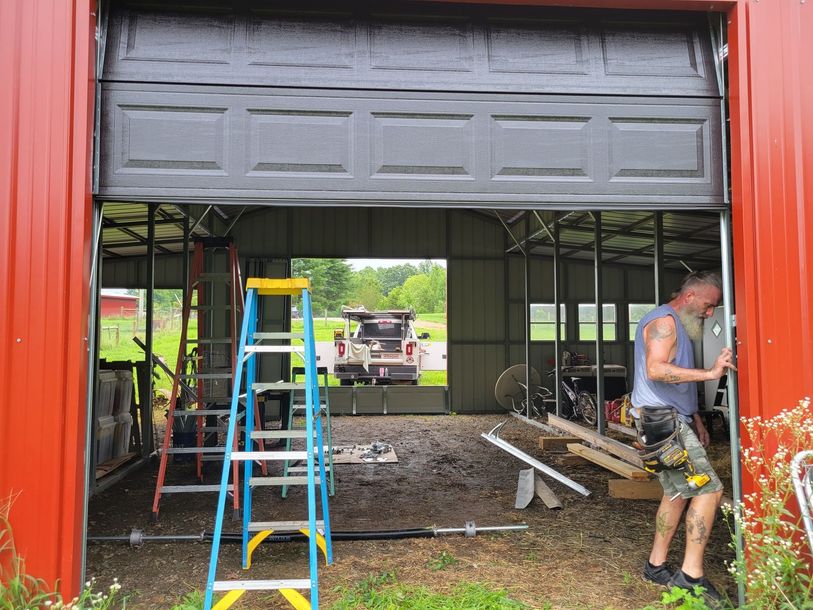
[333,308,426,385]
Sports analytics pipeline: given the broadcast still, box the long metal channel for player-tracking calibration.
[144,204,156,457]
[481,427,590,496]
[494,210,524,255]
[654,212,665,303]
[553,214,562,417]
[594,212,605,435]
[80,199,104,588]
[720,209,744,606]
[524,212,531,418]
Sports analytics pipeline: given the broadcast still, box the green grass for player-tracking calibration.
[99,317,196,393]
[417,312,447,324]
[330,572,528,610]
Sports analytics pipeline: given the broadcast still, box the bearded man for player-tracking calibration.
[632,271,736,605]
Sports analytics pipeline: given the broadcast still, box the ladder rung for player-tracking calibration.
[161,485,221,493]
[250,476,321,486]
[251,430,313,439]
[187,338,232,344]
[212,579,310,592]
[287,465,330,473]
[254,332,304,340]
[245,345,305,353]
[166,447,226,454]
[231,451,308,461]
[173,409,232,416]
[180,373,232,379]
[248,520,324,532]
[253,382,307,391]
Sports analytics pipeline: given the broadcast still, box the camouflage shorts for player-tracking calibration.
[656,420,723,499]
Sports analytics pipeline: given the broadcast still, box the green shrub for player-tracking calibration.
[724,398,813,609]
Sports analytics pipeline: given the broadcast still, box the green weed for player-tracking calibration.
[426,550,459,571]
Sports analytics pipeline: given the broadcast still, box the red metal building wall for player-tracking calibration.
[0,0,96,596]
[0,0,811,599]
[729,0,813,431]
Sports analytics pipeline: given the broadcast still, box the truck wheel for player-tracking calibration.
[340,379,354,387]
[411,379,419,385]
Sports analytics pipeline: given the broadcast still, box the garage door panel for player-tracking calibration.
[104,5,718,98]
[100,84,722,205]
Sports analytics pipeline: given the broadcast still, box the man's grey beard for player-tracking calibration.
[677,310,704,341]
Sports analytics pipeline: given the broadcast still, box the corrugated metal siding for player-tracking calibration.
[729,0,813,427]
[0,0,95,597]
[448,260,505,343]
[448,211,505,258]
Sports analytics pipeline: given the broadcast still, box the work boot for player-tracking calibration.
[642,560,675,586]
[668,570,724,607]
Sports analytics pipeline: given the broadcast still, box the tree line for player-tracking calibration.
[291,259,446,316]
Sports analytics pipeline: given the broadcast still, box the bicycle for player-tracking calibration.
[538,370,598,426]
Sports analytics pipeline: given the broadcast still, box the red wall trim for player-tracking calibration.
[0,0,96,597]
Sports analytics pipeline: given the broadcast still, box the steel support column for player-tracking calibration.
[594,212,606,435]
[553,214,563,417]
[524,212,531,418]
[144,204,156,457]
[654,212,665,303]
[720,210,744,605]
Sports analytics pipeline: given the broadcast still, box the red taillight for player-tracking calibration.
[338,342,346,357]
[406,343,413,356]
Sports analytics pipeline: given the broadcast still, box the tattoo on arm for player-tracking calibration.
[663,367,682,383]
[656,511,673,538]
[686,508,709,545]
[649,319,676,341]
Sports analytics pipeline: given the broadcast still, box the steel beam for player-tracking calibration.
[594,212,605,436]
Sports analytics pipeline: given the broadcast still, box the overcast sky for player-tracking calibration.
[348,258,446,270]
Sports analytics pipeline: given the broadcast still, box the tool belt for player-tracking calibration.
[634,407,689,474]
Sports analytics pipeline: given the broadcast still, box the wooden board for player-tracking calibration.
[95,452,138,479]
[538,435,583,451]
[608,422,637,438]
[567,443,651,481]
[534,474,563,509]
[608,478,664,500]
[547,413,644,468]
[509,411,559,434]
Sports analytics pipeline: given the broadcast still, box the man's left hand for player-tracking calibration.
[694,417,710,447]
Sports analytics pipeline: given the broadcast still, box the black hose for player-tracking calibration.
[87,523,527,547]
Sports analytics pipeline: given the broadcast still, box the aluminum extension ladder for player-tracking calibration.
[282,366,335,498]
[204,278,333,610]
[151,237,267,521]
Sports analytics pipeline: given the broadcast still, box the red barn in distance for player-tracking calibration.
[99,291,138,318]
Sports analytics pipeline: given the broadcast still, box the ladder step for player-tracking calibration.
[251,430,313,439]
[173,409,232,416]
[231,451,308,461]
[245,345,305,353]
[212,579,310,592]
[247,520,324,532]
[181,373,233,379]
[250,476,321,486]
[166,447,226,454]
[287,465,331,473]
[161,485,222,493]
[253,332,304,340]
[253,382,307,391]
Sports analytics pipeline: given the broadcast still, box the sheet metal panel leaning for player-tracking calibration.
[631,272,736,605]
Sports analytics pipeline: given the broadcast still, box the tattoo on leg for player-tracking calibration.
[686,508,709,544]
[656,511,673,538]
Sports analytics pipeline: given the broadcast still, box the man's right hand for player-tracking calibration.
[708,347,737,379]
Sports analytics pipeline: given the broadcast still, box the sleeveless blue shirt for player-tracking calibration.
[631,304,698,421]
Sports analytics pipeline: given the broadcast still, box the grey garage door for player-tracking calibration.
[99,2,723,209]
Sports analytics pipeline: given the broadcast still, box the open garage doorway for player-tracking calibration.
[83,1,740,606]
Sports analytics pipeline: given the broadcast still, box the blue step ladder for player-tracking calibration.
[204,278,333,610]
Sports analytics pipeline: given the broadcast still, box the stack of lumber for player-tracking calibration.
[545,414,661,500]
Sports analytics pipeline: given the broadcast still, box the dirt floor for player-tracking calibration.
[86,414,736,609]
